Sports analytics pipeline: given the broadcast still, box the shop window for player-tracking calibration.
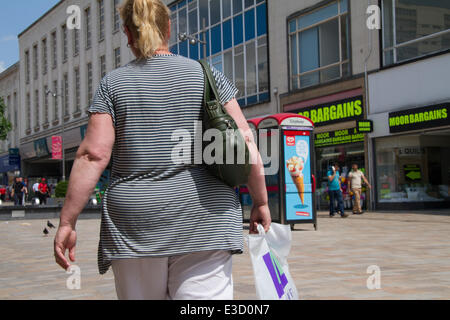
[288,0,350,90]
[382,0,450,66]
[375,132,450,205]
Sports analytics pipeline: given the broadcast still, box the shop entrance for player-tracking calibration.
[315,142,367,211]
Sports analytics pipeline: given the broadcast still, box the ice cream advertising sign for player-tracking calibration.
[284,131,313,221]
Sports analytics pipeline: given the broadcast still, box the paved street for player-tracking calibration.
[1,211,450,300]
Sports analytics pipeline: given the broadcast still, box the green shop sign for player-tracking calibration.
[294,95,364,127]
[357,120,373,133]
[389,103,449,133]
[315,128,365,147]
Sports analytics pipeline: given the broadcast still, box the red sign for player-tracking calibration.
[52,136,62,160]
[286,136,295,146]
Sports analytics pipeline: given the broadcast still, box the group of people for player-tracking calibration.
[11,177,50,206]
[327,163,372,218]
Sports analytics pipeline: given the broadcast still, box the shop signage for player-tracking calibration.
[52,136,63,160]
[315,128,365,147]
[357,120,373,133]
[8,148,20,166]
[389,103,449,133]
[294,95,364,127]
[34,138,50,158]
[404,164,421,181]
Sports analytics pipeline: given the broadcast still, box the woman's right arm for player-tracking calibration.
[224,98,271,234]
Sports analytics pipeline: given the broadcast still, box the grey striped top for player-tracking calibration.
[88,54,244,275]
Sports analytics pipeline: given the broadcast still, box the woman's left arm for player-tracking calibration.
[54,113,115,270]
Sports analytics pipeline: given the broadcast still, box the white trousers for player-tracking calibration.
[111,250,233,300]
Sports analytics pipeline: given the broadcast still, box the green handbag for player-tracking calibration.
[199,59,252,188]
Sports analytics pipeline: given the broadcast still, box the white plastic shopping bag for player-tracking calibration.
[247,223,299,300]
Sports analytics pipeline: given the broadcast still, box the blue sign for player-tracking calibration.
[283,131,314,221]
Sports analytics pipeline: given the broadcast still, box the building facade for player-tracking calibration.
[18,0,130,182]
[367,0,450,210]
[0,63,21,185]
[4,0,450,210]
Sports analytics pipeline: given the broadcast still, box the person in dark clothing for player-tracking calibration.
[12,177,26,206]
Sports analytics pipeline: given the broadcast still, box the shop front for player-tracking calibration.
[281,78,371,211]
[373,103,450,210]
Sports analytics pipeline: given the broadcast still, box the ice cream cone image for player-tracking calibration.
[287,156,305,205]
[292,174,304,204]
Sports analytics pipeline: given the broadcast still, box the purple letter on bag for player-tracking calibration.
[263,252,288,298]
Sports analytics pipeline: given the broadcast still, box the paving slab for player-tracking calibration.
[0,210,449,300]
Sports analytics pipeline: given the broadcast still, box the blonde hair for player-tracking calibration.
[119,0,170,58]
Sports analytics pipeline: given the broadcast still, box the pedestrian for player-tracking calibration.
[32,180,40,202]
[38,178,49,205]
[348,163,372,214]
[54,0,270,301]
[327,163,349,218]
[11,177,26,206]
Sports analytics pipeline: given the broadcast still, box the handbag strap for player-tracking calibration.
[199,59,221,105]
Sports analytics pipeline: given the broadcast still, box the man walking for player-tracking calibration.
[11,177,26,206]
[327,163,349,218]
[348,163,371,214]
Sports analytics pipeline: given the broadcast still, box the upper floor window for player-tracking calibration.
[26,93,31,130]
[34,90,40,129]
[169,0,269,107]
[74,68,81,112]
[74,28,80,56]
[51,31,57,68]
[25,50,30,84]
[113,0,121,32]
[44,85,49,123]
[100,55,107,78]
[42,38,48,75]
[87,62,93,108]
[114,47,121,68]
[85,7,92,48]
[288,0,350,90]
[98,0,105,41]
[63,73,69,117]
[33,44,39,80]
[382,0,450,66]
[62,24,68,62]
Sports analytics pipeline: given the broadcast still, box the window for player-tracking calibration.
[113,0,120,32]
[13,92,17,129]
[114,47,121,68]
[34,90,40,129]
[87,62,93,107]
[288,0,350,90]
[375,132,450,206]
[98,0,105,41]
[25,50,30,84]
[100,55,106,78]
[26,93,31,131]
[44,85,49,123]
[33,44,39,80]
[63,73,69,117]
[74,28,80,56]
[74,68,80,112]
[169,0,269,107]
[53,80,58,121]
[382,0,450,66]
[62,24,68,62]
[42,38,47,75]
[6,96,10,123]
[85,7,92,48]
[51,31,57,68]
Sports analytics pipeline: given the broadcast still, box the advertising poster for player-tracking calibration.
[284,131,313,221]
[52,136,63,160]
